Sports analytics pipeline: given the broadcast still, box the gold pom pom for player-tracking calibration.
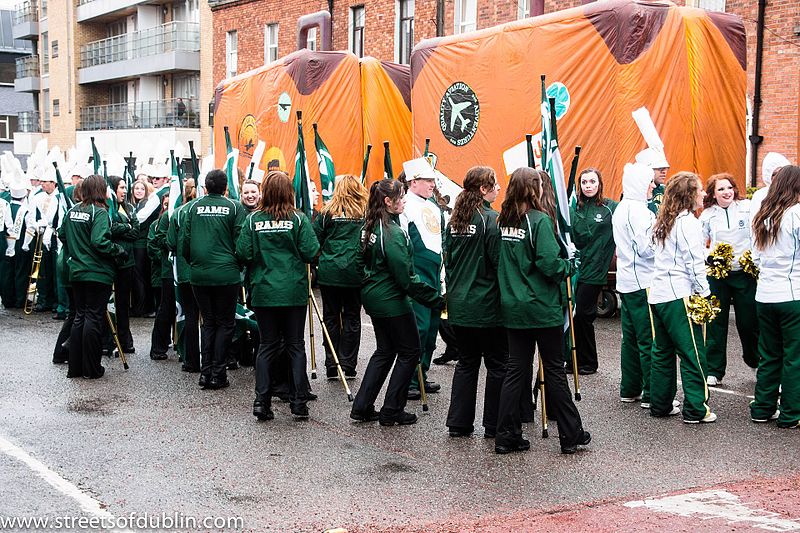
[687,294,721,325]
[706,242,734,279]
[739,249,760,279]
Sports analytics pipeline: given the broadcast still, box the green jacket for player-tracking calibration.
[236,210,320,307]
[110,201,139,270]
[498,209,573,329]
[648,184,665,214]
[150,212,173,280]
[180,193,245,286]
[444,201,501,328]
[166,200,195,285]
[361,215,441,318]
[312,211,364,288]
[60,203,125,285]
[570,198,617,285]
[146,221,162,287]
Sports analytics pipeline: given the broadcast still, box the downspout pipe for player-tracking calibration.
[297,11,333,51]
[436,0,444,36]
[750,0,766,187]
[532,0,544,16]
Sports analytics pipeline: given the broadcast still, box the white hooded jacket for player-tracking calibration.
[648,210,710,304]
[753,204,800,303]
[612,163,656,293]
[751,152,791,216]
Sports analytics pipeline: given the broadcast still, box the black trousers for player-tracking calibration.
[447,326,507,433]
[498,327,583,447]
[131,247,154,316]
[438,318,461,359]
[37,246,57,310]
[573,282,602,371]
[353,313,420,417]
[320,285,362,371]
[253,306,309,409]
[193,284,238,381]
[179,283,200,370]
[68,281,112,378]
[150,281,175,357]
[114,267,134,350]
[53,287,75,362]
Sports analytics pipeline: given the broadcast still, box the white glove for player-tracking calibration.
[5,241,15,257]
[566,242,577,260]
[21,243,29,252]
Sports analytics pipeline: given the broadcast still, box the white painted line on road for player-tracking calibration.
[625,489,800,531]
[711,386,755,400]
[0,434,122,524]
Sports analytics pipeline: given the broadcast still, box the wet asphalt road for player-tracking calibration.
[0,299,797,532]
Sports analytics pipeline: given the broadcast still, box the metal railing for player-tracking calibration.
[79,98,200,131]
[79,21,200,68]
[16,111,41,133]
[14,0,39,24]
[15,55,40,78]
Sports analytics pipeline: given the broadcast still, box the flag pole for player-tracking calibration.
[308,289,354,401]
[307,264,317,380]
[360,144,372,185]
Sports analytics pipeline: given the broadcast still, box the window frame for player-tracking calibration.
[350,5,365,58]
[226,30,238,78]
[0,115,11,141]
[397,0,414,65]
[264,23,278,63]
[454,0,476,35]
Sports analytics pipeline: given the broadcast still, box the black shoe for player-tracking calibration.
[123,346,136,354]
[484,430,496,439]
[102,348,109,357]
[143,311,156,318]
[407,389,422,401]
[85,366,106,379]
[149,352,167,360]
[343,367,357,378]
[253,398,274,421]
[432,354,457,365]
[306,391,318,401]
[495,438,531,454]
[52,358,68,365]
[227,361,239,370]
[561,430,592,454]
[291,405,309,419]
[448,426,473,437]
[181,365,200,373]
[350,407,380,422]
[206,378,230,390]
[273,392,290,403]
[423,381,441,393]
[578,367,597,375]
[52,312,66,320]
[326,367,338,380]
[198,375,210,388]
[379,411,417,426]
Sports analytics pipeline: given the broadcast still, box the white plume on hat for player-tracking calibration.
[632,107,669,170]
[105,151,127,178]
[402,157,436,181]
[635,147,670,170]
[761,152,791,186]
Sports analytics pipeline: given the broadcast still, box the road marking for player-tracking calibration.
[711,386,755,400]
[0,434,116,520]
[625,489,800,531]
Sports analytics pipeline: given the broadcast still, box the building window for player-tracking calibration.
[688,0,725,11]
[264,23,278,63]
[397,0,414,65]
[52,99,59,117]
[226,30,237,78]
[454,0,476,34]
[41,31,48,75]
[350,6,364,58]
[517,0,530,19]
[0,115,14,141]
[307,27,317,51]
[51,39,57,58]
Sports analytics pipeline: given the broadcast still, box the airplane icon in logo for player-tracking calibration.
[448,98,472,132]
[245,139,254,151]
[279,103,291,111]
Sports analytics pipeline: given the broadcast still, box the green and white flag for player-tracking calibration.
[312,123,335,201]
[293,113,313,218]
[541,83,572,251]
[223,126,240,200]
[167,150,184,219]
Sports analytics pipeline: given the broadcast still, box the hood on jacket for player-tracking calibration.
[622,163,654,202]
[762,152,791,186]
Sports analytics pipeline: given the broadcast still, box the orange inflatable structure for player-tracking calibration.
[410,0,747,200]
[213,50,412,196]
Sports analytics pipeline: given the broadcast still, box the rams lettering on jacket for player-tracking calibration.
[196,205,231,216]
[254,220,294,231]
[500,227,526,240]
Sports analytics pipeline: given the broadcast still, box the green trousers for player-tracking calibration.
[650,298,711,421]
[707,271,760,379]
[751,301,800,428]
[409,300,440,389]
[619,289,653,402]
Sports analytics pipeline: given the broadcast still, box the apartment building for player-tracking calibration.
[210,0,799,183]
[11,0,215,162]
[0,4,34,163]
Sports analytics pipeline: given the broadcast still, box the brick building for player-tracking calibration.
[209,0,799,183]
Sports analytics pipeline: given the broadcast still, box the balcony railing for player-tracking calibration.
[79,98,200,131]
[14,0,39,24]
[15,55,40,78]
[17,111,41,133]
[79,22,200,69]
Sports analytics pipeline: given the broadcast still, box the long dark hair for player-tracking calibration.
[449,166,496,233]
[80,175,109,208]
[259,171,296,220]
[499,167,545,228]
[753,165,800,249]
[652,172,702,245]
[361,179,405,250]
[577,167,605,208]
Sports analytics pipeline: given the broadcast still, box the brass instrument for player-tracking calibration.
[23,229,44,315]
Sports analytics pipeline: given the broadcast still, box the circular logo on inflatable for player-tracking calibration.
[546,82,571,121]
[439,82,479,147]
[237,114,258,158]
[277,92,292,123]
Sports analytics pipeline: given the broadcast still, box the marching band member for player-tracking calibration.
[350,179,442,426]
[636,148,669,214]
[312,174,368,379]
[750,164,800,428]
[444,166,506,438]
[108,176,140,354]
[236,171,320,420]
[180,169,246,390]
[648,172,715,423]
[28,169,60,313]
[1,173,35,309]
[148,193,173,361]
[53,183,82,364]
[699,173,758,386]
[612,163,656,407]
[496,168,590,454]
[60,175,127,379]
[569,168,617,374]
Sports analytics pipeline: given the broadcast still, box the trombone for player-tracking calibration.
[23,229,44,315]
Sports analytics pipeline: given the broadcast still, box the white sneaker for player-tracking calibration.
[621,395,642,403]
[668,406,681,416]
[641,399,680,409]
[707,376,721,386]
[684,412,717,424]
[751,410,780,423]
